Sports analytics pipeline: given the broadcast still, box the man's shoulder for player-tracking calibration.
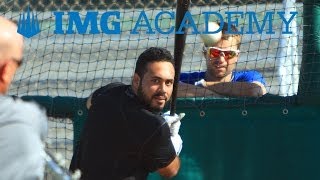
[180,71,206,78]
[128,108,166,132]
[234,70,261,75]
[0,96,45,117]
[94,82,126,96]
[233,70,266,85]
[0,96,47,135]
[92,83,127,102]
[180,71,206,84]
[131,108,165,123]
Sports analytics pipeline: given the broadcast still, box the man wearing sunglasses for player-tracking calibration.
[0,16,48,179]
[180,22,267,97]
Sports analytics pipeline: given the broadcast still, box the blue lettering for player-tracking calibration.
[54,11,64,34]
[247,11,274,34]
[52,10,296,35]
[131,11,155,34]
[155,11,174,34]
[100,11,120,34]
[225,11,244,34]
[202,11,224,34]
[66,12,99,34]
[176,11,198,34]
[277,11,298,34]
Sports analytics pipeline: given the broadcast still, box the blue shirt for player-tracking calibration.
[180,70,266,86]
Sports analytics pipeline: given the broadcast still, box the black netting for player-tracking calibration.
[0,0,303,12]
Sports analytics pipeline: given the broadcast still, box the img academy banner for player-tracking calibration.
[17,8,298,38]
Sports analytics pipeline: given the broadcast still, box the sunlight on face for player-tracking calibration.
[206,37,239,80]
[137,61,174,112]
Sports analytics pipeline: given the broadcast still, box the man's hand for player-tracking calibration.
[162,111,185,155]
[162,111,185,134]
[194,79,207,87]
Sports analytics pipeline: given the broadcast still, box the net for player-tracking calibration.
[2,0,304,97]
[1,0,307,177]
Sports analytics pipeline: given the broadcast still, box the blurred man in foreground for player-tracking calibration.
[0,16,47,180]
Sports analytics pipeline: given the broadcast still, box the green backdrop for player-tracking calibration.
[22,95,320,180]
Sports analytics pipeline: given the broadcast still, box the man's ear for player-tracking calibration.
[203,51,208,60]
[235,53,240,62]
[132,73,140,88]
[0,62,11,84]
[0,62,15,93]
[86,94,93,110]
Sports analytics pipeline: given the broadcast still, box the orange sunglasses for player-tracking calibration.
[203,46,240,60]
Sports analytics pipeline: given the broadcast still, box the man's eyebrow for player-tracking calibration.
[151,76,174,81]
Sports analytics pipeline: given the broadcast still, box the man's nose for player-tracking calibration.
[213,55,226,64]
[158,82,167,93]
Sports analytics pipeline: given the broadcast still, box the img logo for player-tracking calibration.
[17,6,40,38]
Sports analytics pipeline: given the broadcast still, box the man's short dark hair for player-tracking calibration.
[135,47,174,78]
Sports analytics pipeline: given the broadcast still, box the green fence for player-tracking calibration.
[22,94,320,180]
[156,96,320,180]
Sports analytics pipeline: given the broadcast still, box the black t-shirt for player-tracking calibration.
[71,83,176,180]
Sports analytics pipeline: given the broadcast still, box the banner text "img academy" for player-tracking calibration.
[53,11,298,35]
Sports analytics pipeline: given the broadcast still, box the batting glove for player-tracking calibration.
[162,111,185,135]
[194,79,206,87]
[162,111,185,155]
[171,134,183,155]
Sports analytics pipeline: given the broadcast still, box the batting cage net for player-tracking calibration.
[1,0,312,179]
[2,0,304,97]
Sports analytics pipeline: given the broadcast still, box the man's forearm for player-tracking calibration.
[205,81,266,97]
[157,156,180,178]
[177,82,222,97]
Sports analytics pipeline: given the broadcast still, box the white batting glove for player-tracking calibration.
[171,134,183,155]
[162,111,185,155]
[162,111,185,135]
[194,79,206,87]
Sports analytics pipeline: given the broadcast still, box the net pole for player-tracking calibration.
[277,0,299,96]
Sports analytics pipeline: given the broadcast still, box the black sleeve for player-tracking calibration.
[91,82,124,105]
[141,122,177,172]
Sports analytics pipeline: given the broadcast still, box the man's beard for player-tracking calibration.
[137,83,167,113]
